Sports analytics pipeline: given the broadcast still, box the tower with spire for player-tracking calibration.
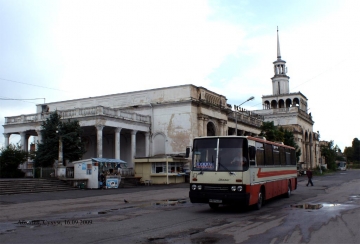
[254,28,320,169]
[272,27,290,95]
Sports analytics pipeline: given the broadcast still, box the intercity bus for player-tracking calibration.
[189,136,297,210]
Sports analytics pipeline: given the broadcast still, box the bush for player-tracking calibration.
[351,163,360,169]
[0,145,28,178]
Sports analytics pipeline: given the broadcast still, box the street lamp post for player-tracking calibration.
[235,96,255,135]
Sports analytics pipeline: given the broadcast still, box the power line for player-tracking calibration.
[0,96,44,104]
[292,57,347,90]
[0,97,45,102]
[0,77,70,92]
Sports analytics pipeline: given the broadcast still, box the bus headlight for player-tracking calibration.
[231,186,236,192]
[197,185,202,190]
[191,184,197,190]
[237,186,243,192]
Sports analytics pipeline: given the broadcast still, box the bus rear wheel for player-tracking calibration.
[285,181,291,198]
[209,203,219,210]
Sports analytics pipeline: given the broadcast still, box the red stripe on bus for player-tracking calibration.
[257,168,297,178]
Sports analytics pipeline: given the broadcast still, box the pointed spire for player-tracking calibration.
[277,26,281,59]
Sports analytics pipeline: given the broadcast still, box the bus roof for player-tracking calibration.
[193,136,295,150]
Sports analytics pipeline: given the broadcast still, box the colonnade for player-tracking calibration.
[3,126,149,168]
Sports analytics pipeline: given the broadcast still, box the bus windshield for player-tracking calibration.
[192,137,249,172]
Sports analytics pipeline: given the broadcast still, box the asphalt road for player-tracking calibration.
[0,170,359,244]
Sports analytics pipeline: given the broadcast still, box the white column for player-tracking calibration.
[145,132,150,157]
[131,130,137,167]
[219,120,225,136]
[198,117,204,137]
[3,133,10,147]
[20,131,26,151]
[36,130,42,150]
[309,142,313,168]
[306,143,310,167]
[203,118,208,137]
[96,125,104,158]
[25,135,30,152]
[115,127,122,159]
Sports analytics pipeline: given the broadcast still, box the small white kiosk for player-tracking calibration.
[73,158,127,189]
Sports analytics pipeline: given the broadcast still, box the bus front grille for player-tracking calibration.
[204,185,229,191]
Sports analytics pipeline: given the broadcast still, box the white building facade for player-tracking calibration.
[3,84,263,168]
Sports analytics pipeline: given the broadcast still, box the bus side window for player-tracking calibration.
[264,144,273,165]
[256,142,265,166]
[279,147,286,165]
[249,146,256,166]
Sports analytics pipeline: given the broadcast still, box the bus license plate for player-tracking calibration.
[209,199,222,203]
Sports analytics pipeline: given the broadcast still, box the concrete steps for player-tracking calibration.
[0,178,78,195]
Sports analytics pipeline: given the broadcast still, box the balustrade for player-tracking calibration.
[5,105,151,125]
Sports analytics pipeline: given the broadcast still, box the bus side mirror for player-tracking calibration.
[185,147,191,158]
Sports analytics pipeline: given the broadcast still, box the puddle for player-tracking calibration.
[291,202,348,210]
[349,195,360,199]
[322,203,341,207]
[291,203,323,209]
[152,199,187,207]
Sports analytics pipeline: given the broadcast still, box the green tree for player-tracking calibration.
[320,140,337,170]
[282,128,301,162]
[0,144,27,178]
[259,121,284,142]
[34,111,86,167]
[344,146,354,162]
[343,138,360,165]
[353,138,360,163]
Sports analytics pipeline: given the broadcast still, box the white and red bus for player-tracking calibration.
[189,136,297,210]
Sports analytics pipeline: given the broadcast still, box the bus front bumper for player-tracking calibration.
[189,191,250,205]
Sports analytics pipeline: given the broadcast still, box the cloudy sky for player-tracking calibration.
[1,0,359,151]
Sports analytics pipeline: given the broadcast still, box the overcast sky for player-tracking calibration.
[1,0,359,151]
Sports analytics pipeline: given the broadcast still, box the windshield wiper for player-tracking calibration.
[218,159,236,176]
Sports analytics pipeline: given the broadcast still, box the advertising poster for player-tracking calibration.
[106,178,119,188]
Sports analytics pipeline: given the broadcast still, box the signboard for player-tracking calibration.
[106,178,119,188]
[195,162,215,170]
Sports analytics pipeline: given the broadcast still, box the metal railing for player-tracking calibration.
[66,167,74,178]
[21,167,55,178]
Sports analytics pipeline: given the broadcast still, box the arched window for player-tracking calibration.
[271,100,278,109]
[264,101,270,109]
[207,122,216,136]
[278,99,285,108]
[293,98,300,107]
[286,99,292,108]
[153,133,166,155]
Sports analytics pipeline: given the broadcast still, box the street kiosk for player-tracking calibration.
[73,158,127,189]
